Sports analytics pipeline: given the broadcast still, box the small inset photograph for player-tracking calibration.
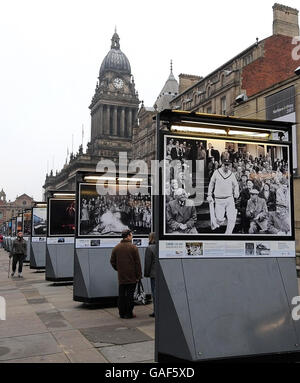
[245,242,255,256]
[133,239,142,246]
[91,239,101,247]
[58,238,65,243]
[185,242,203,256]
[256,242,271,256]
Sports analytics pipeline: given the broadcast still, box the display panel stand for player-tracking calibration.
[45,192,76,282]
[23,237,31,263]
[74,172,152,304]
[155,110,300,362]
[30,238,46,270]
[74,242,151,304]
[46,238,74,282]
[30,202,47,270]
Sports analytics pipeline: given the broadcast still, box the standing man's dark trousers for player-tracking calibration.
[12,254,24,274]
[118,283,136,318]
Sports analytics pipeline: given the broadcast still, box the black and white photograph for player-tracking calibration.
[245,242,255,256]
[133,239,142,246]
[256,242,271,256]
[32,207,47,236]
[78,183,151,237]
[164,135,291,237]
[91,239,101,247]
[185,242,203,256]
[49,199,75,236]
[23,211,32,236]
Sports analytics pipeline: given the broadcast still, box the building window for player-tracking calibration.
[207,106,212,114]
[23,200,27,205]
[221,96,226,115]
[0,212,2,219]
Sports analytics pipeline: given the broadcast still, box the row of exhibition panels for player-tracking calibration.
[1,183,153,304]
[1,110,300,362]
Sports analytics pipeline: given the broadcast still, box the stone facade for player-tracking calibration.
[43,31,140,198]
[0,190,34,227]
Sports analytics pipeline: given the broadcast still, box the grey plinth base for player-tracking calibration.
[157,257,300,362]
[73,247,151,305]
[30,241,46,269]
[46,243,74,282]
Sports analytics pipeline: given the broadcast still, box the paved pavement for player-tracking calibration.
[0,248,155,363]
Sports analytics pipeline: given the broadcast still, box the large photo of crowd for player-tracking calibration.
[78,184,152,236]
[49,199,75,236]
[164,135,291,237]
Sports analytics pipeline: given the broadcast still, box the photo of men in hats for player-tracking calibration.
[267,202,290,235]
[246,188,269,234]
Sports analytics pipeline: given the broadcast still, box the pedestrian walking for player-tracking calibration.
[110,229,142,319]
[10,231,27,278]
[144,232,156,318]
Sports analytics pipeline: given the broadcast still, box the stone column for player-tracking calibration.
[95,108,100,138]
[127,108,132,137]
[120,107,125,137]
[105,105,110,135]
[99,105,103,136]
[91,114,95,141]
[113,106,118,136]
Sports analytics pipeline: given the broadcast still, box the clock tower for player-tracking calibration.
[89,31,140,160]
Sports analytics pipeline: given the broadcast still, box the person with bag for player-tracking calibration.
[110,229,142,319]
[10,231,27,278]
[144,232,156,318]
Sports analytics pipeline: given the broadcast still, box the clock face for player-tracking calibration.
[113,78,124,89]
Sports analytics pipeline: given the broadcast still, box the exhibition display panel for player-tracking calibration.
[30,202,47,269]
[23,209,32,262]
[73,171,152,304]
[16,214,22,233]
[46,191,75,282]
[155,110,299,362]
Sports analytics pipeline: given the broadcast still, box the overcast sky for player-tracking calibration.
[1,0,299,201]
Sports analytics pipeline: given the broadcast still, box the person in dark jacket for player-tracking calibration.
[144,232,156,318]
[10,231,27,278]
[110,229,142,319]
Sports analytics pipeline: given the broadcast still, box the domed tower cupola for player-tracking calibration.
[99,30,131,78]
[89,29,140,159]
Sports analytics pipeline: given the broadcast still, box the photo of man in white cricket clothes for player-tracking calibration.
[207,159,239,234]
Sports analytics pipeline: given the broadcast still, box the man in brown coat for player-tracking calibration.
[110,229,142,319]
